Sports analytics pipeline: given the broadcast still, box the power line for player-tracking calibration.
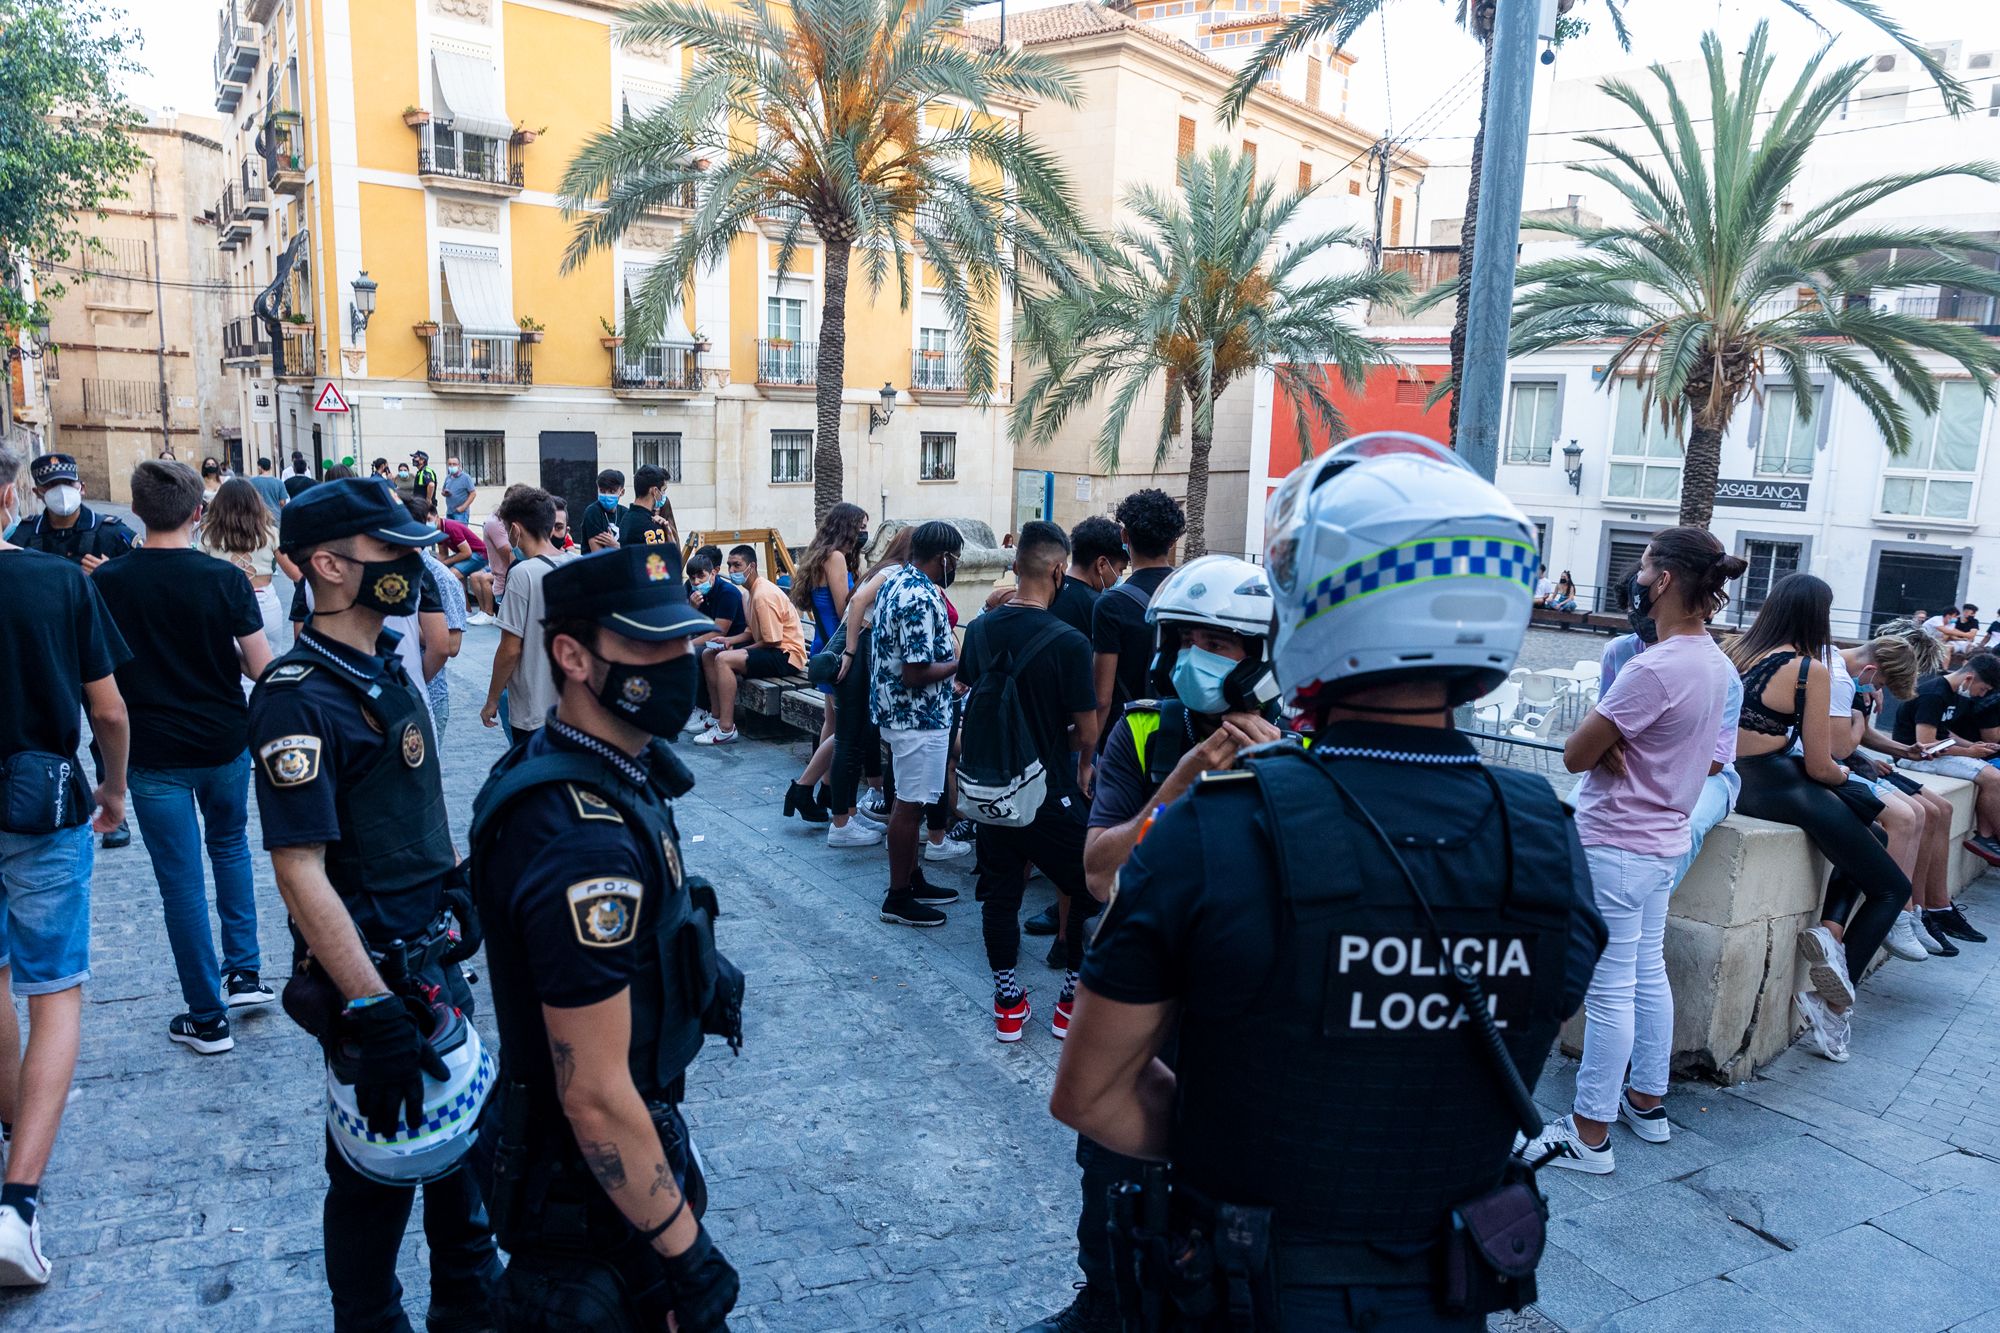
[1449,105,1980,171]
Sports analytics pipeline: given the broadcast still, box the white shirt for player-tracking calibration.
[1534,577,1555,599]
[1922,616,1948,638]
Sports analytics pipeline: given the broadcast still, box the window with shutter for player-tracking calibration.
[1297,161,1312,192]
[1394,378,1429,406]
[1177,116,1196,159]
[1390,196,1404,246]
[1242,140,1257,164]
[1305,57,1322,105]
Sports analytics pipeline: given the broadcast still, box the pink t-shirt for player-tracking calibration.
[1573,632,1733,857]
[483,515,513,597]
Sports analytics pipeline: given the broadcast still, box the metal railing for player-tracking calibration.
[910,348,967,392]
[418,126,521,189]
[613,342,701,391]
[427,328,533,387]
[222,316,271,362]
[82,378,162,421]
[275,326,315,378]
[264,115,306,179]
[214,13,258,86]
[1894,292,2000,326]
[644,179,699,212]
[755,338,815,385]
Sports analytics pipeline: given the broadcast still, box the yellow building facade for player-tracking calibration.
[211,0,1017,538]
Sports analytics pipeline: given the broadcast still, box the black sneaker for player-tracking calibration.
[1922,914,1961,957]
[909,870,959,906]
[880,894,947,928]
[1045,935,1069,970]
[1963,836,2000,870]
[100,820,131,850]
[949,817,977,843]
[168,1013,234,1054]
[1928,903,1988,943]
[224,971,277,1008]
[1018,1284,1120,1333]
[1024,901,1061,936]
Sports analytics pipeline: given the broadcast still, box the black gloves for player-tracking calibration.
[661,1224,738,1333]
[330,996,448,1138]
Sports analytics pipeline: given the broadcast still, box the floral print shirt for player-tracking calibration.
[870,563,954,731]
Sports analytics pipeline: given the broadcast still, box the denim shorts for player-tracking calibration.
[451,554,488,578]
[0,823,94,994]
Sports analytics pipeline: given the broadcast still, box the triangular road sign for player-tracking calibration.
[314,381,350,413]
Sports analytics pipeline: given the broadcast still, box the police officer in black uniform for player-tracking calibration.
[246,477,498,1332]
[1050,435,1607,1331]
[469,545,742,1332]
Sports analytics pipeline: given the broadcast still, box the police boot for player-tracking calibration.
[1018,1283,1120,1333]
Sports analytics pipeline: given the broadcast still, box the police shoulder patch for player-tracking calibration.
[265,662,316,686]
[566,878,644,948]
[567,784,625,824]
[257,734,323,787]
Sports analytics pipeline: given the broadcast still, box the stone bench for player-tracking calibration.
[736,673,814,721]
[1564,771,1983,1084]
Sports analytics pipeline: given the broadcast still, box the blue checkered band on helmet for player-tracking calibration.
[1298,536,1538,624]
[332,1045,496,1146]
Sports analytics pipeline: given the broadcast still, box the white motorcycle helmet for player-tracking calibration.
[1145,555,1280,712]
[327,1004,495,1187]
[1263,431,1535,708]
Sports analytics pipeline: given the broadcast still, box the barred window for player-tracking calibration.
[445,430,504,486]
[635,431,683,483]
[919,432,956,482]
[772,429,812,483]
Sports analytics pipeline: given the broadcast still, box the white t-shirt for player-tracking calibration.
[1825,649,1856,719]
[1922,616,1948,638]
[1535,577,1555,600]
[497,552,561,732]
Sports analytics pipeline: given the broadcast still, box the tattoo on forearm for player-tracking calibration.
[550,1039,575,1100]
[580,1139,626,1192]
[651,1159,678,1199]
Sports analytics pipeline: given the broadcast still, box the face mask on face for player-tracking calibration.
[856,529,870,552]
[44,484,82,518]
[592,650,699,737]
[940,552,960,589]
[1171,645,1237,715]
[598,494,619,511]
[326,549,425,617]
[447,465,460,476]
[693,579,713,596]
[727,571,748,586]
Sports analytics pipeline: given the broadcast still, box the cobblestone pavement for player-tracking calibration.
[1,613,1995,1330]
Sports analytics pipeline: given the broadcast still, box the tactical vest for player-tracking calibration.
[1120,699,1191,791]
[469,742,709,1113]
[23,508,131,561]
[255,644,456,912]
[1170,745,1577,1269]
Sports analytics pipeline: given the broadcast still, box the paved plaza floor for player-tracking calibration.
[1,620,1995,1331]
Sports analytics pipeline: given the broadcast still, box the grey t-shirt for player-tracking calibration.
[498,553,561,731]
[443,470,476,513]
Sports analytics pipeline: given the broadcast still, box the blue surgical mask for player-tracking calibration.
[1171,646,1237,715]
[694,579,713,596]
[598,494,619,510]
[728,571,748,586]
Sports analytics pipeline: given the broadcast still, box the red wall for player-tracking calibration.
[1268,364,1455,476]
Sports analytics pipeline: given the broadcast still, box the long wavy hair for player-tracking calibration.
[200,477,275,556]
[791,502,868,611]
[1725,573,1833,672]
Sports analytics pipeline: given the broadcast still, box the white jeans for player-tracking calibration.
[1575,844,1679,1122]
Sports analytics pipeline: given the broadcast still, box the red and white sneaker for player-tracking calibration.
[1051,996,1074,1039]
[995,993,1031,1043]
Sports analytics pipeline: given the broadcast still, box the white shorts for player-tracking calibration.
[1904,755,1992,782]
[882,726,950,805]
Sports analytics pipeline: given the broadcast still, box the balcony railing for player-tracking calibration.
[427,328,533,388]
[910,348,968,394]
[82,378,162,422]
[222,316,271,363]
[265,115,306,189]
[643,179,700,214]
[613,342,702,392]
[1895,292,2000,326]
[215,13,258,87]
[275,326,316,380]
[418,125,522,190]
[756,339,815,386]
[217,186,249,246]
[238,170,269,219]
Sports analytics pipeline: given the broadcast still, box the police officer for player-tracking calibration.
[1025,555,1285,1333]
[246,476,498,1331]
[1049,434,1607,1331]
[468,545,741,1332]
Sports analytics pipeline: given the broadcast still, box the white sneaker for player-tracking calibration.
[827,820,885,848]
[692,727,738,746]
[849,806,886,830]
[1795,991,1851,1063]
[682,709,717,735]
[1618,1091,1671,1144]
[1517,1114,1615,1175]
[0,1205,50,1287]
[1798,925,1856,1008]
[1883,910,1931,963]
[924,836,972,863]
[465,610,495,627]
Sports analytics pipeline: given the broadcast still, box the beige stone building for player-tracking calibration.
[44,111,236,503]
[966,3,1423,549]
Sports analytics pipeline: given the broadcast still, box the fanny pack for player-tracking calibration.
[0,751,87,835]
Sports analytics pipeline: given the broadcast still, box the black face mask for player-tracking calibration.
[592,650,699,737]
[856,530,869,552]
[1626,572,1659,645]
[326,550,425,617]
[940,552,960,589]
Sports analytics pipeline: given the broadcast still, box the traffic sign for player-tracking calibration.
[314,381,350,414]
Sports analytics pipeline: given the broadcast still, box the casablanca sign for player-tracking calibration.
[1714,479,1809,512]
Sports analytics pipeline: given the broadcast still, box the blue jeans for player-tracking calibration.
[0,824,94,994]
[1672,771,1736,888]
[128,753,261,1022]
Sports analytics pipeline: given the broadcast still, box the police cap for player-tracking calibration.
[544,546,712,643]
[29,453,79,488]
[279,476,442,553]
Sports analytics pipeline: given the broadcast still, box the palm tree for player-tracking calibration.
[1013,148,1409,558]
[1507,23,2000,529]
[1221,0,1968,448]
[559,0,1093,518]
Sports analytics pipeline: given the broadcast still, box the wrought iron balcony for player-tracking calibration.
[611,342,703,397]
[1895,291,2000,329]
[425,327,533,393]
[217,186,250,246]
[417,126,523,195]
[755,338,815,387]
[264,114,306,192]
[222,316,271,364]
[274,325,316,381]
[909,347,968,398]
[215,13,258,88]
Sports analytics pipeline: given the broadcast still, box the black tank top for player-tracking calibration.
[1739,651,1809,737]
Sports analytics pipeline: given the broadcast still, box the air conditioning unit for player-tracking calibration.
[1969,51,1995,71]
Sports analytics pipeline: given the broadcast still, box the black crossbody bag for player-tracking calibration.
[0,752,87,835]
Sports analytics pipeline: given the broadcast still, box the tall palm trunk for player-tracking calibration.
[1679,413,1726,530]
[1184,401,1215,560]
[1445,33,1495,447]
[811,239,851,520]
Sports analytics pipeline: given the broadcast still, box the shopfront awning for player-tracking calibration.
[432,51,513,142]
[441,248,516,336]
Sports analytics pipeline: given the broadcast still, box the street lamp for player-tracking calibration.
[1562,438,1584,493]
[349,270,378,340]
[869,382,897,432]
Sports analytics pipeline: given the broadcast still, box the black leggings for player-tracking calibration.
[1732,751,1910,978]
[827,634,883,813]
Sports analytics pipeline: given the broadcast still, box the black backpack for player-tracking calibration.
[955,620,1070,827]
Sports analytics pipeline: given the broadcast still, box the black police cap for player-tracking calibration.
[29,453,78,488]
[543,545,712,643]
[279,476,441,552]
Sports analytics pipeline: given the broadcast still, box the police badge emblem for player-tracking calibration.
[565,879,643,947]
[400,722,426,767]
[372,572,412,605]
[645,553,668,582]
[258,735,323,787]
[621,675,652,705]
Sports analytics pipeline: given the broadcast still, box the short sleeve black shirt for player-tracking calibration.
[16,507,137,565]
[0,549,129,763]
[576,500,620,547]
[618,507,678,551]
[1894,674,1984,746]
[283,473,315,501]
[1049,574,1100,637]
[1090,566,1173,710]
[957,604,1097,798]
[92,549,264,769]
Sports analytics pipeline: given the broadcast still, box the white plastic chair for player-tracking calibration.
[1508,709,1559,770]
[1472,682,1521,730]
[1518,673,1561,714]
[1508,666,1532,684]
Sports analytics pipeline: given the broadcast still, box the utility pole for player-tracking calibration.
[147,165,173,463]
[1454,0,1542,480]
[1368,140,1392,269]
